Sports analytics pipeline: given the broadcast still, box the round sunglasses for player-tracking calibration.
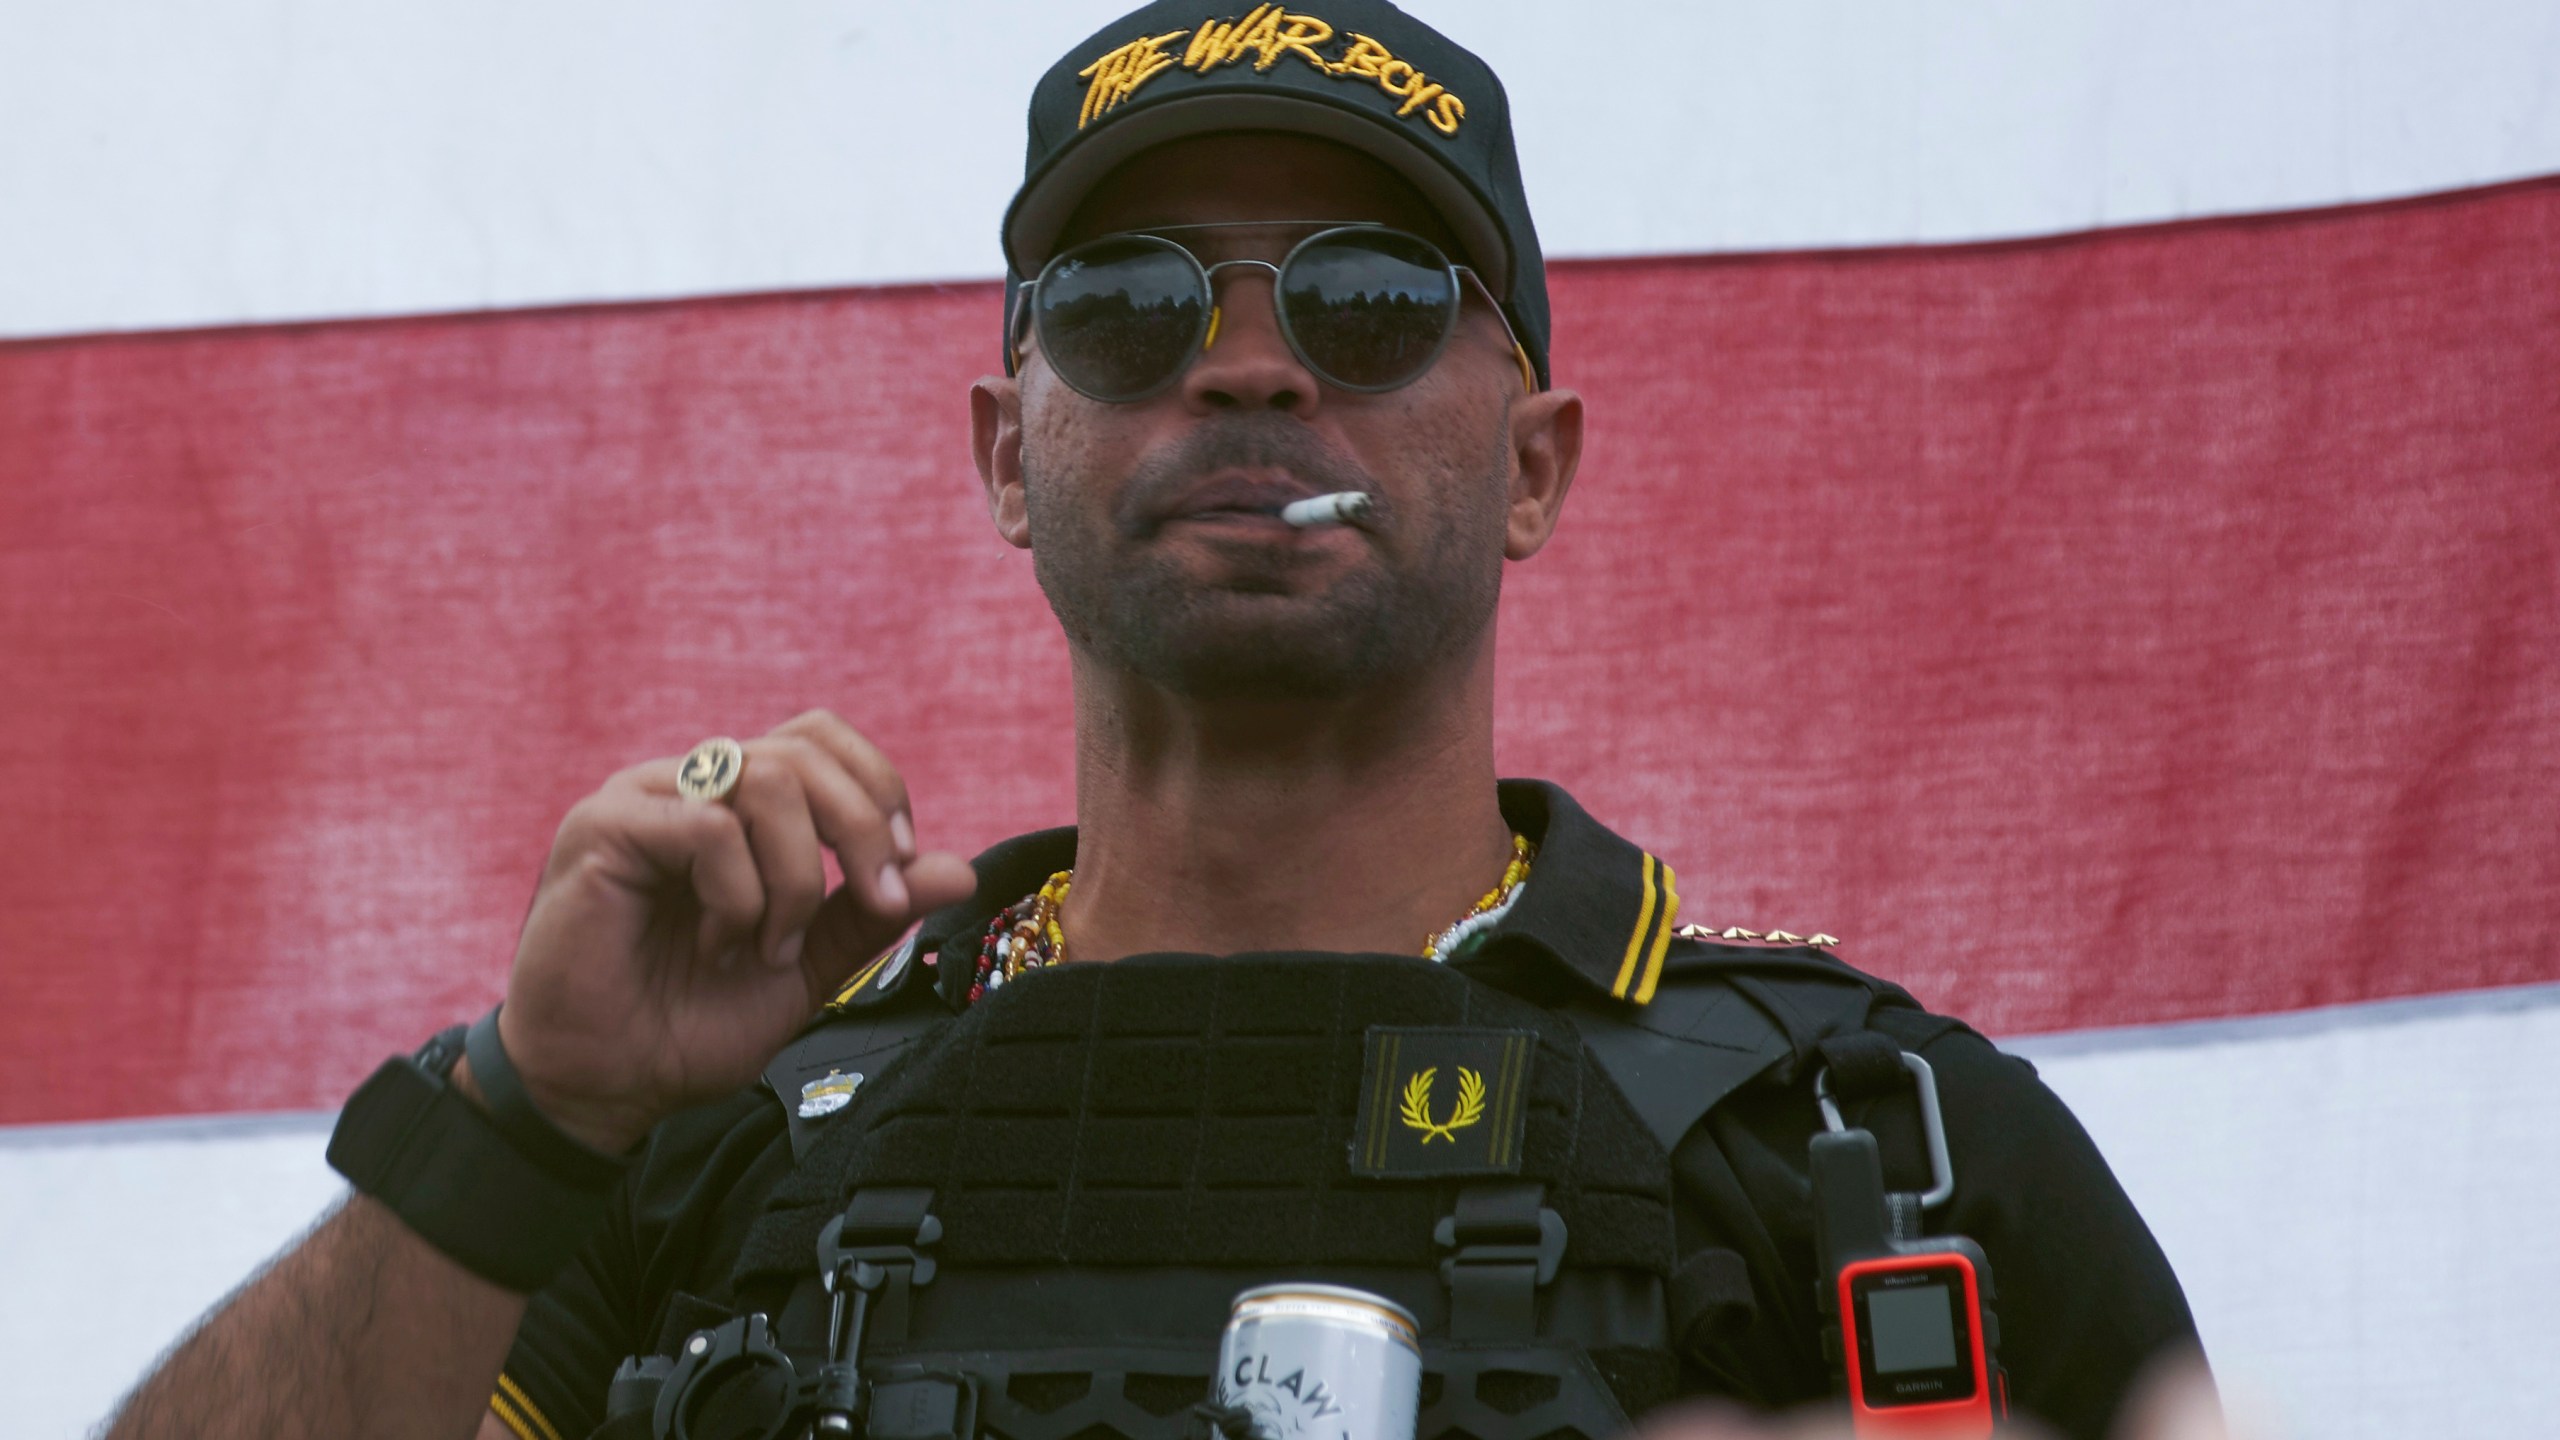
[1016,223,1535,402]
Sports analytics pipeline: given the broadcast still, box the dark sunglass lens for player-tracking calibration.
[1280,231,1460,390]
[1033,238,1205,400]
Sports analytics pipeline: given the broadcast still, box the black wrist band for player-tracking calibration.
[326,1022,636,1293]
[464,1004,632,1188]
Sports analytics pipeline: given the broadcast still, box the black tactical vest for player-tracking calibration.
[731,951,1681,1440]
[606,942,1927,1440]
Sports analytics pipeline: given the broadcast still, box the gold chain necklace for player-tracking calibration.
[961,834,1536,1005]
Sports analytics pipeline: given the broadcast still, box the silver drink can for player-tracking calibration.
[1216,1283,1422,1440]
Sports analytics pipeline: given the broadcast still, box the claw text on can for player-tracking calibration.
[1216,1283,1421,1440]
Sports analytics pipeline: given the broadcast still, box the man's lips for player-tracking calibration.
[1141,471,1336,534]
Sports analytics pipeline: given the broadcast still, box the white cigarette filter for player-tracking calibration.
[1280,491,1374,528]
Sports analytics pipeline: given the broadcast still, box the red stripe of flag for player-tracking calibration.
[4,178,2554,1125]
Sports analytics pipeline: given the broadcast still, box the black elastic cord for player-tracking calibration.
[464,1003,633,1187]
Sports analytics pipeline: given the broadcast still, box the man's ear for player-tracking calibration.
[1504,386,1583,560]
[969,375,1032,550]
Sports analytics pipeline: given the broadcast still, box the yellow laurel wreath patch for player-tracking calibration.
[1396,1065,1487,1144]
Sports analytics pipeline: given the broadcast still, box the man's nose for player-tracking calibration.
[1179,265,1321,414]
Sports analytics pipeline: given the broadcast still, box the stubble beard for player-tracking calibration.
[1023,413,1510,702]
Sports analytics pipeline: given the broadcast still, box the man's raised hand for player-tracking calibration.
[489,710,977,1152]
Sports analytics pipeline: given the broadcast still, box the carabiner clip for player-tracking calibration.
[1814,1050,1956,1212]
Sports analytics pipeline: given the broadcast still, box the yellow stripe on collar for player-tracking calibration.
[829,943,902,1009]
[493,1374,564,1440]
[489,1396,536,1440]
[1608,852,1680,1004]
[1611,853,1660,999]
[1632,861,1679,1005]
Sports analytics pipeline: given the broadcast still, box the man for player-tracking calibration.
[105,5,2198,1440]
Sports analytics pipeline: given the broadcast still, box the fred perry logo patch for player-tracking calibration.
[1350,1026,1534,1178]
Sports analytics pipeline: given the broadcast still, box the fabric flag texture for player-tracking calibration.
[8,178,2554,1124]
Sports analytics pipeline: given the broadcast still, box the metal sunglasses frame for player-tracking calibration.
[1016,220,1535,402]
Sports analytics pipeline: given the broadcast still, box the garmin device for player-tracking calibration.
[1809,1052,2006,1437]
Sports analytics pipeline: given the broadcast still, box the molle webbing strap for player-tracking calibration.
[727,952,1676,1307]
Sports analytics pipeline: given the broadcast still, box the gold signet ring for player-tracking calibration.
[675,737,746,804]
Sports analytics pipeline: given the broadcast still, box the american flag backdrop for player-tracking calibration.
[3,4,2556,1437]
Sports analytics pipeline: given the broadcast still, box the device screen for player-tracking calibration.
[1849,1263,1977,1407]
[1868,1282,1958,1371]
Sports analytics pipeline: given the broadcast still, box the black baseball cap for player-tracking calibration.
[1001,0,1552,387]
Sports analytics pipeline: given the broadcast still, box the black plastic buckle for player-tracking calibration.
[1434,1183,1567,1340]
[816,1211,943,1290]
[1433,1208,1567,1284]
[816,1188,942,1336]
[806,1188,941,1436]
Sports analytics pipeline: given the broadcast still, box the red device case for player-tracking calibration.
[1836,1251,2000,1438]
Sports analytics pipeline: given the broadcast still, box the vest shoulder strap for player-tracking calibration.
[761,990,952,1163]
[1561,978,1790,1154]
[1560,941,1927,1153]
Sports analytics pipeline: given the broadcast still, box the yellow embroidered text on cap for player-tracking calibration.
[1077,7,1468,136]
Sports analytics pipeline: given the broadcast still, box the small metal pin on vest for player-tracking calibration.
[799,1070,864,1118]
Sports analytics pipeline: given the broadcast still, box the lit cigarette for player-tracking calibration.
[1280,491,1373,528]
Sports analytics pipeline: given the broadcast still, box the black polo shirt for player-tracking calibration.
[491,780,2196,1440]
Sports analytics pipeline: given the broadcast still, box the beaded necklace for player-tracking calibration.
[959,833,1537,1006]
